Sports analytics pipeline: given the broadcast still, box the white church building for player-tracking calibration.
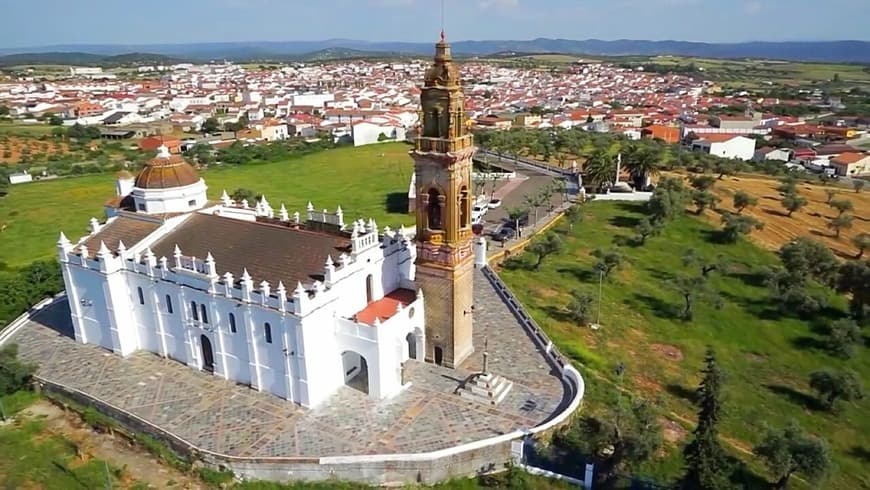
[58,145,426,408]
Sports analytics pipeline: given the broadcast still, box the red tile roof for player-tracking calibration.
[355,289,417,325]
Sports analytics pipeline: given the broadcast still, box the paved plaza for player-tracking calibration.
[9,270,567,458]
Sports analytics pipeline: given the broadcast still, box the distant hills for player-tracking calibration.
[0,52,185,67]
[1,38,869,65]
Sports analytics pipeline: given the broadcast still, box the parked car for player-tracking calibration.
[472,204,488,221]
[493,227,517,242]
[487,198,502,209]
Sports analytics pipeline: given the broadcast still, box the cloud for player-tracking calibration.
[744,0,762,14]
[477,0,519,10]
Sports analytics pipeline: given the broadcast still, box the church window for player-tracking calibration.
[427,189,442,230]
[191,301,199,321]
[459,186,469,228]
[165,295,173,314]
[264,323,273,344]
[137,287,145,305]
[200,304,208,324]
[229,313,237,333]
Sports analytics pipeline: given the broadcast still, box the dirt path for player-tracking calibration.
[21,401,204,489]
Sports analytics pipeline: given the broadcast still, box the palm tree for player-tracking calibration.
[625,144,662,190]
[583,149,616,193]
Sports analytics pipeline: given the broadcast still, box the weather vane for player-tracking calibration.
[440,0,446,40]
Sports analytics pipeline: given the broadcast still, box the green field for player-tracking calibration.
[499,201,869,488]
[646,56,870,89]
[0,392,135,489]
[0,122,56,136]
[0,143,415,270]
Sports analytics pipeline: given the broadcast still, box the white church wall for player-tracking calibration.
[66,265,115,351]
[59,205,423,410]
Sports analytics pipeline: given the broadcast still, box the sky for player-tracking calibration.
[1,0,868,48]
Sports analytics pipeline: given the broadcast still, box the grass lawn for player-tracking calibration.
[0,142,415,270]
[0,392,135,489]
[0,122,56,136]
[499,201,869,489]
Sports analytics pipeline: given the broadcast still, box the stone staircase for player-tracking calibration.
[458,373,513,406]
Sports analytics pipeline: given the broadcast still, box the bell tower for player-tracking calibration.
[411,31,475,368]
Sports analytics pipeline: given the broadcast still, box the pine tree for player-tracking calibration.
[682,347,732,489]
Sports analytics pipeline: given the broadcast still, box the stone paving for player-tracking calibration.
[9,270,566,458]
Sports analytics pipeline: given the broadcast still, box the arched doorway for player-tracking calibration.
[341,351,369,395]
[200,335,215,373]
[406,332,417,360]
[434,346,444,366]
[365,274,374,304]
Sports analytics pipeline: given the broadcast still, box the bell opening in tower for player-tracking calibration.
[427,188,442,230]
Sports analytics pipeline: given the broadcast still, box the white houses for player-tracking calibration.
[59,151,425,408]
[691,134,757,161]
[352,121,406,146]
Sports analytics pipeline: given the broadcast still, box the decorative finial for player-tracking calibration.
[97,240,111,258]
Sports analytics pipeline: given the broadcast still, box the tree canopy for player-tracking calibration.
[808,369,864,411]
[754,421,831,489]
[682,348,732,489]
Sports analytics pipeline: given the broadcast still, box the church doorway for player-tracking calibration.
[365,274,374,304]
[434,346,444,366]
[406,332,417,360]
[200,335,215,373]
[341,350,369,395]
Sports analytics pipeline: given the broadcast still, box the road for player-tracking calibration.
[473,150,576,242]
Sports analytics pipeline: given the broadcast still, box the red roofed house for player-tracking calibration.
[642,124,681,144]
[830,152,870,177]
[139,136,182,154]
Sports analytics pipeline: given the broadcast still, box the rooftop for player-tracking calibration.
[150,213,351,288]
[354,288,417,325]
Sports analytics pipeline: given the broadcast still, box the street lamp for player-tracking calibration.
[591,266,604,330]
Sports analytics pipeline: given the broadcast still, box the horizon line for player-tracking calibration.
[3,37,869,51]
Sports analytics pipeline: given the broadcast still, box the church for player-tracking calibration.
[57,33,481,409]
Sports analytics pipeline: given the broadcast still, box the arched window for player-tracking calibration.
[229,313,237,333]
[191,301,199,321]
[365,274,374,304]
[200,304,208,324]
[427,188,442,230]
[165,295,173,314]
[459,185,469,228]
[264,322,273,344]
[137,287,145,305]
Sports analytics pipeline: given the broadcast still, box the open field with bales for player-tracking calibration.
[0,142,415,270]
[499,201,869,489]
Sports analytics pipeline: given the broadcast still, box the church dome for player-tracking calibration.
[134,145,200,189]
